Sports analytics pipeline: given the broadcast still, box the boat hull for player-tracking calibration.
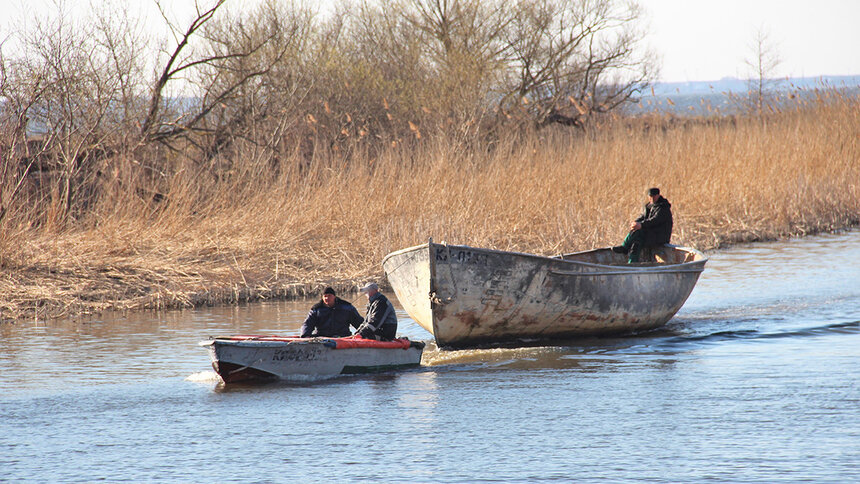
[201,336,424,383]
[383,242,707,348]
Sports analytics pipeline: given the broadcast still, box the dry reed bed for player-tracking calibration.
[1,100,858,320]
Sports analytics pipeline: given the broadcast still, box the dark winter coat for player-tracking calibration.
[300,297,363,338]
[635,195,673,246]
[356,292,398,340]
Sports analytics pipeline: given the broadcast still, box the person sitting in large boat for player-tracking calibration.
[612,187,674,263]
[300,287,364,338]
[355,282,398,341]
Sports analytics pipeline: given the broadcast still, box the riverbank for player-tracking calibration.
[1,99,857,321]
[2,223,856,322]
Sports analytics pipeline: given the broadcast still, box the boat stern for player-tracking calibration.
[382,242,436,335]
[199,339,279,383]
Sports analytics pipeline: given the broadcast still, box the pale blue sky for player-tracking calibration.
[2,0,858,83]
[645,0,860,82]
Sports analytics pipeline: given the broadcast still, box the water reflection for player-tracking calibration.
[681,229,860,313]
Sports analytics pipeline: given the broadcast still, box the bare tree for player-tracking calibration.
[0,0,157,225]
[0,0,286,224]
[345,0,656,131]
[500,0,654,128]
[10,4,123,221]
[141,0,290,150]
[91,2,150,151]
[194,2,312,162]
[744,26,781,118]
[0,46,54,225]
[394,0,512,134]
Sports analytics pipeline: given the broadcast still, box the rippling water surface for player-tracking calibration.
[2,231,859,482]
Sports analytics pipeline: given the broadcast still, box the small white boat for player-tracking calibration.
[200,335,425,383]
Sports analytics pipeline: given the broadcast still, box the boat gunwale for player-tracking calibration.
[382,241,708,273]
[200,338,419,350]
[548,267,705,276]
[201,339,332,348]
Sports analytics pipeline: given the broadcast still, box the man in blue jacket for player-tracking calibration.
[355,282,398,341]
[612,187,674,263]
[300,287,363,338]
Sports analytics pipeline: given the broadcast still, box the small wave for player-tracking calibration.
[186,371,222,383]
[675,328,760,342]
[754,320,859,339]
[661,320,859,348]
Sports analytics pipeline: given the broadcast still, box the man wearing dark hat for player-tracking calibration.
[354,282,398,341]
[300,287,364,338]
[612,187,673,263]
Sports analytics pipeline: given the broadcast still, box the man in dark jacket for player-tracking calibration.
[300,287,363,338]
[354,282,398,341]
[612,187,673,263]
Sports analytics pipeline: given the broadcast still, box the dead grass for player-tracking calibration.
[1,97,858,320]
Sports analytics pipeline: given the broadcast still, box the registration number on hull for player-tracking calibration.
[272,347,322,362]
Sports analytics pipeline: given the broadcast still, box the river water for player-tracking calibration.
[2,231,858,483]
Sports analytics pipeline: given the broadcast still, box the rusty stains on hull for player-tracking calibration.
[456,311,481,329]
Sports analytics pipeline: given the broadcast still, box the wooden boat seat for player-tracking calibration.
[641,245,688,264]
[640,246,666,263]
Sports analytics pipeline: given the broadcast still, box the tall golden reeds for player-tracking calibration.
[1,96,858,320]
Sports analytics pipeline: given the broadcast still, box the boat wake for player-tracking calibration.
[186,371,222,383]
[417,319,859,370]
[421,342,567,368]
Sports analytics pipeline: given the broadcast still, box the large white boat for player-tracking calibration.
[383,240,707,348]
